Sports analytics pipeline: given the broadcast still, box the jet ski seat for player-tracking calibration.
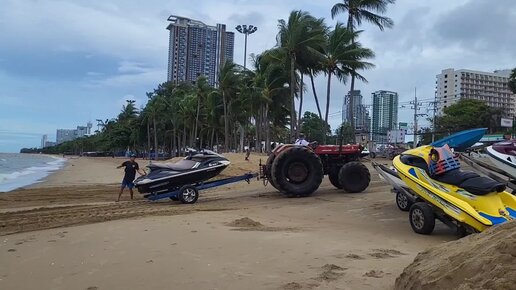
[434,169,506,195]
[148,160,198,172]
[400,154,506,195]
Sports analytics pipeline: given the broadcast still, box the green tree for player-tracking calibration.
[277,10,327,140]
[331,0,395,131]
[320,24,374,137]
[301,112,331,143]
[436,99,503,134]
[509,68,516,94]
[218,60,241,152]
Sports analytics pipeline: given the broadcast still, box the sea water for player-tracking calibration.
[0,153,66,192]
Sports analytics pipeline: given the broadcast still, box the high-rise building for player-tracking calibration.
[56,129,76,144]
[41,135,48,149]
[342,90,369,132]
[56,123,93,144]
[372,90,399,143]
[166,15,235,86]
[435,68,515,117]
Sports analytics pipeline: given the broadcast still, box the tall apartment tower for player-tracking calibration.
[435,68,515,117]
[166,15,235,86]
[342,90,369,132]
[372,90,399,143]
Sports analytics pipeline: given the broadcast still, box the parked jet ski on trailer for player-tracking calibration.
[374,144,516,235]
[134,149,230,194]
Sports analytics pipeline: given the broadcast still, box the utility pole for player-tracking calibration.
[410,87,426,148]
[429,99,438,142]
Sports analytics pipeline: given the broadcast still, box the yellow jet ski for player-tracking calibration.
[389,144,516,235]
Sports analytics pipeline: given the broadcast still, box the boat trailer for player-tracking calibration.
[143,173,257,204]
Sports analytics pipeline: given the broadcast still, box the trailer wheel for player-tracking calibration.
[271,147,323,197]
[328,169,343,189]
[409,202,435,235]
[369,152,376,159]
[396,191,412,211]
[178,185,199,204]
[338,162,370,193]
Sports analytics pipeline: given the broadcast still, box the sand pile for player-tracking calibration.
[395,220,516,290]
[227,217,264,228]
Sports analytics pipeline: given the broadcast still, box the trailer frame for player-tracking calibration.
[143,173,257,203]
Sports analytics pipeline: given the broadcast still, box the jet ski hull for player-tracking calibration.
[135,164,229,193]
[393,146,516,233]
[486,146,516,179]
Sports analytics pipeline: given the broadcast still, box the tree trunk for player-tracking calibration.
[324,72,332,142]
[290,54,296,141]
[147,120,151,160]
[347,14,356,137]
[297,74,304,135]
[222,92,229,152]
[194,96,201,141]
[265,103,270,153]
[309,71,323,120]
[153,116,158,160]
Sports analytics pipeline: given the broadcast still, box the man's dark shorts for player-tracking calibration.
[121,179,135,189]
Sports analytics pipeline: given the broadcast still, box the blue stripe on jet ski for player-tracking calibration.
[478,212,508,225]
[408,168,418,179]
[506,207,516,219]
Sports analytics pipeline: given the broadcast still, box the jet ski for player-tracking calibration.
[134,149,230,194]
[378,144,516,235]
[485,140,516,179]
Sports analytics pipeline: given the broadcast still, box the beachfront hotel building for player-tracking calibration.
[166,15,235,86]
[342,90,370,132]
[435,68,515,117]
[371,90,399,143]
[56,123,92,144]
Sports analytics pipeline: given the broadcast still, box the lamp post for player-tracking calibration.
[235,24,258,70]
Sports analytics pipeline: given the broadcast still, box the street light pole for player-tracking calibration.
[235,24,258,70]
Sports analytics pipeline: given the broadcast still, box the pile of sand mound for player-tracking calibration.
[227,217,264,228]
[395,220,516,290]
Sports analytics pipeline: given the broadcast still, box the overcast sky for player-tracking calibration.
[1,0,515,152]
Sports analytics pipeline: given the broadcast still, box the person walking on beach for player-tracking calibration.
[116,153,146,202]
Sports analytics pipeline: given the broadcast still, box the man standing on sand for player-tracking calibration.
[116,153,146,202]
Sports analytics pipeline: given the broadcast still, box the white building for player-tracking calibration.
[435,68,515,117]
[342,90,370,132]
[41,135,48,149]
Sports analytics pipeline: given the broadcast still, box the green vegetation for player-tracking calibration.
[22,3,398,157]
[420,99,507,145]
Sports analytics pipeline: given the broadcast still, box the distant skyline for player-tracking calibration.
[1,0,515,152]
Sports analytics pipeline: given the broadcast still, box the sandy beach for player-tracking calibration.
[0,154,458,289]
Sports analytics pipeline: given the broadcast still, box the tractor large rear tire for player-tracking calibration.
[338,162,371,193]
[265,154,280,191]
[271,147,323,197]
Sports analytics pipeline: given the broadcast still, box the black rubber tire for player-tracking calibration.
[328,169,343,189]
[369,152,376,159]
[271,147,323,197]
[409,202,435,235]
[178,185,199,204]
[395,191,412,212]
[265,154,281,191]
[338,162,371,193]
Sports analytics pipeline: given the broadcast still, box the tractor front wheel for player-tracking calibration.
[338,162,371,193]
[328,169,343,189]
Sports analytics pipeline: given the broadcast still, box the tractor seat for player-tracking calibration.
[434,169,506,195]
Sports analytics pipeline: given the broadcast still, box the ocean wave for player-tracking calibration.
[0,158,66,192]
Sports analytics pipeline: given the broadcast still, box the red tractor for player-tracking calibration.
[260,143,370,197]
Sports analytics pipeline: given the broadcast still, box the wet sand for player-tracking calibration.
[0,154,457,289]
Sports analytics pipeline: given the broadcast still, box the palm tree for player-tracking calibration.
[331,0,395,132]
[321,24,374,138]
[218,60,241,152]
[277,10,327,140]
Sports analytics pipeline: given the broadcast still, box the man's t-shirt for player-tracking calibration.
[295,139,309,146]
[121,161,139,182]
